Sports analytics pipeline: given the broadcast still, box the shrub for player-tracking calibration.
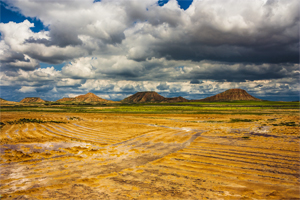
[229,119,254,123]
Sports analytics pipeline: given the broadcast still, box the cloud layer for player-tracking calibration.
[0,0,299,101]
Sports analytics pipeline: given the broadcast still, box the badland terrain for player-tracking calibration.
[0,89,299,199]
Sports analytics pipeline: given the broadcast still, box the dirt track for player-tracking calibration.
[0,112,299,199]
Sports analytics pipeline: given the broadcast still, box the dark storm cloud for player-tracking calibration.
[48,25,83,47]
[25,37,52,47]
[126,0,299,64]
[25,25,125,47]
[177,63,298,82]
[0,51,27,63]
[146,42,299,64]
[0,51,40,71]
[25,27,83,48]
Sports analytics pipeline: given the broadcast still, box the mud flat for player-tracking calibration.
[0,111,299,199]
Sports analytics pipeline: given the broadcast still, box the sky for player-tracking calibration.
[0,0,299,102]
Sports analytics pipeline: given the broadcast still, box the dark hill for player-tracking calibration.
[122,91,188,103]
[122,91,165,103]
[164,96,188,102]
[194,89,261,102]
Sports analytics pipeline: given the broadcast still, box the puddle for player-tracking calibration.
[249,132,280,138]
[254,126,271,133]
[5,133,12,139]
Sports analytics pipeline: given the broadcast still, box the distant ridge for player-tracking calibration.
[193,89,261,102]
[0,97,7,102]
[56,92,114,103]
[122,91,188,103]
[0,98,19,104]
[164,96,189,103]
[20,97,47,103]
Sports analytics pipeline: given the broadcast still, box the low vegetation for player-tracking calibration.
[242,136,250,139]
[5,118,66,125]
[272,121,299,126]
[69,116,82,120]
[229,118,255,123]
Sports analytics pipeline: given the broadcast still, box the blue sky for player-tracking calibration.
[0,2,47,32]
[0,0,299,101]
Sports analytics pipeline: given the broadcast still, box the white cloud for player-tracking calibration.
[67,93,82,98]
[50,87,57,93]
[57,78,82,87]
[17,86,36,93]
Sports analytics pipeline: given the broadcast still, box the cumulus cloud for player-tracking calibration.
[0,0,299,101]
[57,79,83,87]
[2,0,298,65]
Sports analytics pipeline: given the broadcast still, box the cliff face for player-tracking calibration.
[196,89,261,102]
[56,92,113,103]
[20,97,47,103]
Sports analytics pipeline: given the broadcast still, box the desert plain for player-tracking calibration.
[0,103,299,199]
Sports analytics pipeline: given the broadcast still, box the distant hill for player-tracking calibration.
[56,92,114,103]
[20,97,47,103]
[164,96,189,103]
[56,97,74,102]
[122,91,188,103]
[193,89,262,102]
[122,91,165,103]
[0,98,19,105]
[0,97,8,103]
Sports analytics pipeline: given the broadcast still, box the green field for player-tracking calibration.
[1,101,299,114]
